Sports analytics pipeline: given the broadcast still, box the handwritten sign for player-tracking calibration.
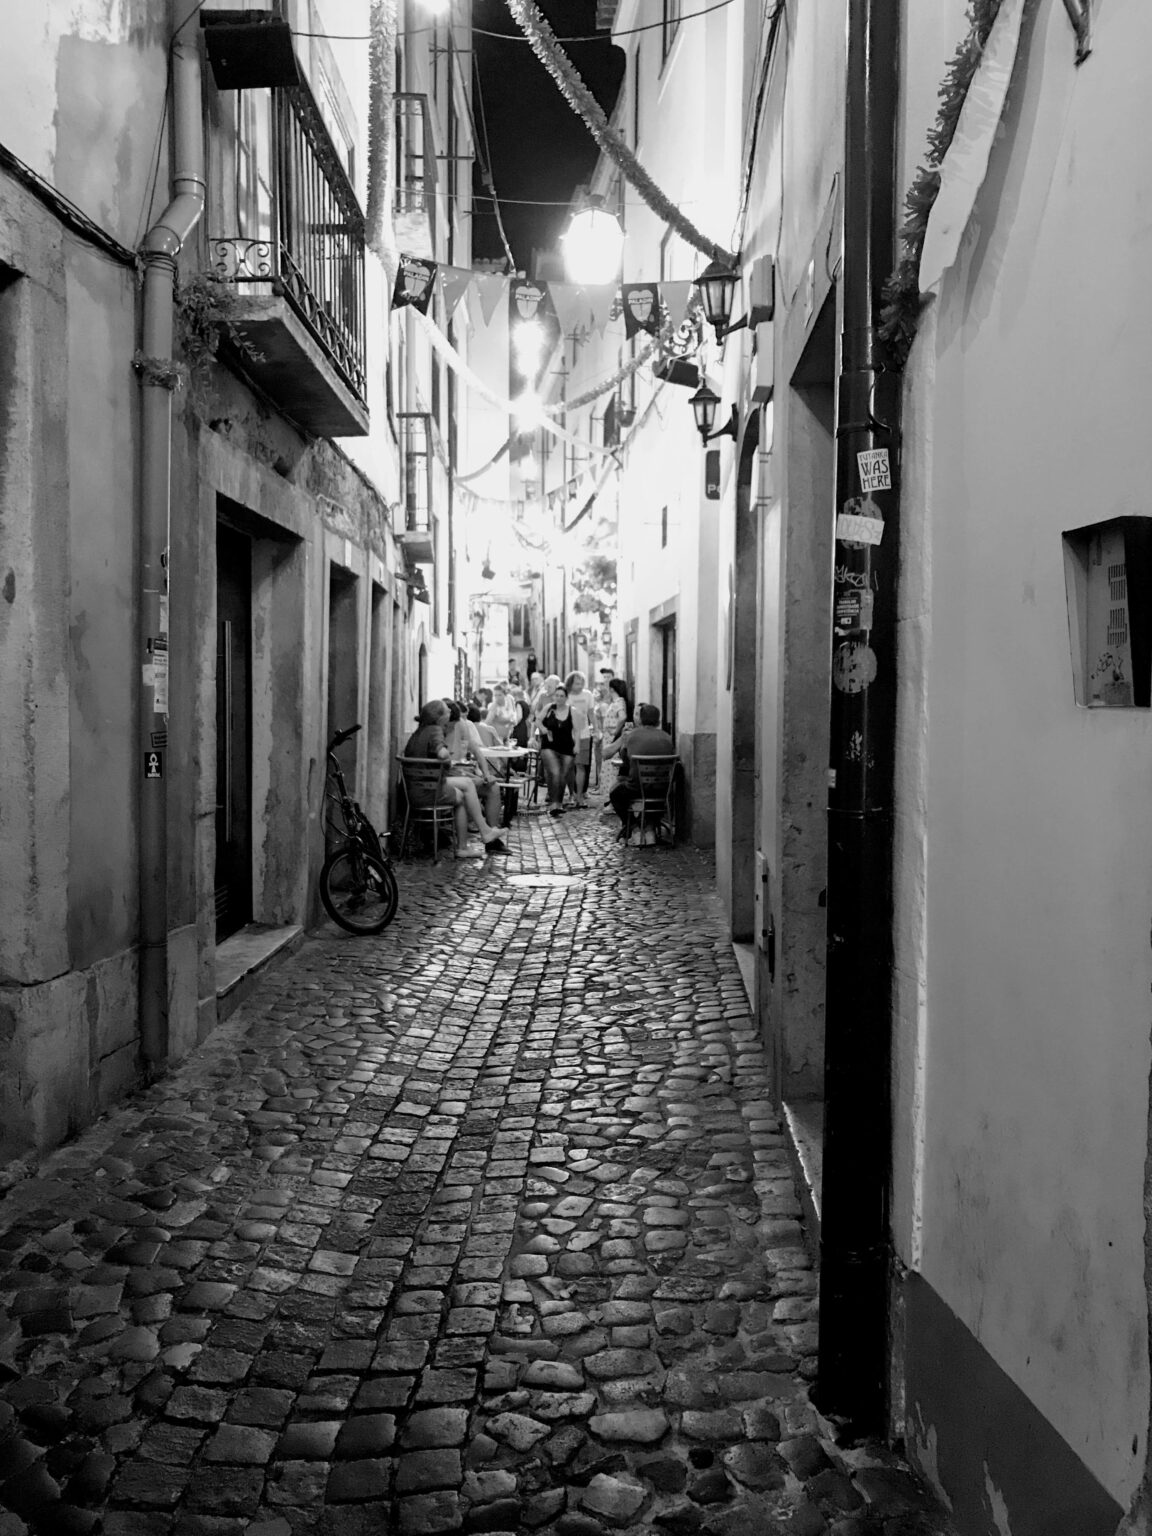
[857,448,891,493]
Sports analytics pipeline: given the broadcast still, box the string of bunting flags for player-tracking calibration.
[392,257,702,489]
[391,254,698,350]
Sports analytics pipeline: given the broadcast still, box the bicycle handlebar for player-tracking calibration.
[328,724,362,752]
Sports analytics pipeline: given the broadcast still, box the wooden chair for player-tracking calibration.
[396,756,456,863]
[629,755,680,846]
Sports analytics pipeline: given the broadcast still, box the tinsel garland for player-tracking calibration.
[365,0,399,276]
[879,0,1005,363]
[505,0,737,268]
[562,333,659,413]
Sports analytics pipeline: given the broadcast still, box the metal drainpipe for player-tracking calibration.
[814,0,902,1433]
[137,10,205,1072]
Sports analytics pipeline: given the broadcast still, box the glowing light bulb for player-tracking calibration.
[512,318,546,377]
[512,392,543,432]
[563,199,624,287]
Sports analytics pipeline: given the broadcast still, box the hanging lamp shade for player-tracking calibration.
[562,196,625,287]
[694,259,739,341]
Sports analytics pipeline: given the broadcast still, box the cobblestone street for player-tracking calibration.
[0,800,953,1536]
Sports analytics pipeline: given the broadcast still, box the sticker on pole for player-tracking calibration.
[857,448,891,492]
[836,495,884,548]
[144,750,164,780]
[832,640,878,694]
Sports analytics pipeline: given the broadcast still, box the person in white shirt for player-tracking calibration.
[486,684,517,744]
[564,671,594,808]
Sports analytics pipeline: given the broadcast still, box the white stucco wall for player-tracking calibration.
[895,0,1152,1501]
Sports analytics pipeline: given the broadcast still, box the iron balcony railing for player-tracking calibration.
[211,80,367,407]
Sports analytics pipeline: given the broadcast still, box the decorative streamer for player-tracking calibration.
[365,0,399,276]
[413,308,617,457]
[880,0,1005,361]
[504,0,737,268]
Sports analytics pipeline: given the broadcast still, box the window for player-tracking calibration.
[1064,517,1152,707]
[662,0,682,61]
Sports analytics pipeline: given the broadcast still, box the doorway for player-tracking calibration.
[215,523,253,941]
[327,565,360,854]
[730,409,762,942]
[655,617,677,737]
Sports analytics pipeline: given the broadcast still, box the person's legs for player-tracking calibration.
[592,739,602,789]
[541,750,569,813]
[575,743,591,805]
[446,775,503,848]
[609,780,634,830]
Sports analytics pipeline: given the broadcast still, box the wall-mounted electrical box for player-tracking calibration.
[1063,517,1152,707]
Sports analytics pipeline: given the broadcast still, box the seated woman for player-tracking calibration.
[404,700,508,857]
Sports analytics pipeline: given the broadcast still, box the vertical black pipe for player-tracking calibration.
[815,0,902,1433]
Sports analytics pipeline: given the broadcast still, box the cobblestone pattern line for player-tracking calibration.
[0,798,955,1536]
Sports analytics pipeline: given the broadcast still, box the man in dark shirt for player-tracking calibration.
[608,703,675,842]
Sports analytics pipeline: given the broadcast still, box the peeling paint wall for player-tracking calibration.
[0,4,420,1162]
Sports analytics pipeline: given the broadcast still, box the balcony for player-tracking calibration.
[210,81,368,437]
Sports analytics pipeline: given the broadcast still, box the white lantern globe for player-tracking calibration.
[563,196,624,287]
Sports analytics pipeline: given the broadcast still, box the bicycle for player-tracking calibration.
[319,724,399,935]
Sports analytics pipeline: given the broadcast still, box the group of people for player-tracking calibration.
[402,664,676,853]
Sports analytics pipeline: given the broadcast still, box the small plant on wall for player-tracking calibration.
[174,272,267,376]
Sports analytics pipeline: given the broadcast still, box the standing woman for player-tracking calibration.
[531,674,562,737]
[591,681,608,790]
[539,684,576,816]
[601,677,631,761]
[564,671,594,807]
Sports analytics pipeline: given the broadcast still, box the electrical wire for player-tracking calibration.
[730,0,785,258]
[172,0,205,42]
[468,45,516,269]
[0,141,136,268]
[296,0,735,46]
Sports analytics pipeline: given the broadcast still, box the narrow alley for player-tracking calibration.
[0,801,950,1536]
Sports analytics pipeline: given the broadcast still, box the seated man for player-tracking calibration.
[608,703,675,844]
[404,700,508,857]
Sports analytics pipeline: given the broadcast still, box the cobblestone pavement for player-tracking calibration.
[0,795,955,1536]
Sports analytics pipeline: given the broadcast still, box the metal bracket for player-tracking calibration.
[1061,0,1092,63]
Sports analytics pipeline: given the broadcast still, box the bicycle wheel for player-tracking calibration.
[319,847,399,935]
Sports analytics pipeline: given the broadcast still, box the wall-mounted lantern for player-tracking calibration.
[689,381,738,445]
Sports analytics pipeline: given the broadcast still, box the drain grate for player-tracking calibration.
[503,874,578,889]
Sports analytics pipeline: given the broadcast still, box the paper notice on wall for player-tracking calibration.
[837,512,884,546]
[918,0,1026,294]
[152,651,169,714]
[857,448,890,492]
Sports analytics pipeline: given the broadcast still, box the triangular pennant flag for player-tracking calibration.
[621,281,662,339]
[586,283,617,336]
[440,264,473,322]
[549,280,589,338]
[475,272,509,327]
[392,254,437,314]
[661,280,694,331]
